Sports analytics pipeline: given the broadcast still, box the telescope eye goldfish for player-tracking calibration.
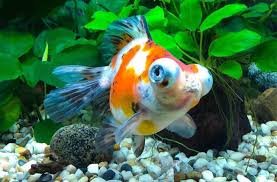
[44,15,213,156]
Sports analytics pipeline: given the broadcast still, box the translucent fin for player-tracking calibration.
[166,114,197,138]
[53,65,109,83]
[132,135,145,157]
[101,15,151,62]
[95,111,146,154]
[44,79,109,122]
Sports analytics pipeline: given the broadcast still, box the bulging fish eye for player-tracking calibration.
[149,58,180,88]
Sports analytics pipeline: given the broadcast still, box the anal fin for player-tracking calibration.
[166,114,197,138]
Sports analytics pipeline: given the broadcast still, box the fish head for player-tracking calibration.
[147,58,213,110]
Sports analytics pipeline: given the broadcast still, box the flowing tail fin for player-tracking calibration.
[44,65,111,123]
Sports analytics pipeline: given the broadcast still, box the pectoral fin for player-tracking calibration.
[166,114,196,138]
[132,135,145,157]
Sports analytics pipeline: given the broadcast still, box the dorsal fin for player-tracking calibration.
[101,15,151,62]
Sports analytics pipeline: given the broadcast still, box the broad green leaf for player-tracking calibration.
[252,40,277,72]
[209,29,261,57]
[151,29,182,59]
[174,32,198,53]
[167,12,186,32]
[0,95,21,132]
[145,6,165,28]
[218,60,242,80]
[21,57,41,87]
[85,11,118,31]
[89,0,129,13]
[0,53,22,81]
[180,0,202,31]
[243,3,269,18]
[33,119,63,144]
[215,17,246,36]
[52,45,100,66]
[118,5,134,18]
[200,4,247,32]
[0,31,34,58]
[33,28,76,57]
[37,62,65,87]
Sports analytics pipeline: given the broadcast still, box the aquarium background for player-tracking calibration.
[0,0,276,181]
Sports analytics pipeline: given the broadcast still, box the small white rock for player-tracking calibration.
[206,149,214,159]
[65,164,77,174]
[64,174,78,182]
[146,164,162,178]
[79,176,89,182]
[121,170,133,181]
[98,166,107,177]
[246,166,258,176]
[75,168,85,179]
[3,143,17,153]
[139,174,153,182]
[127,153,136,160]
[90,177,106,182]
[113,151,126,163]
[60,170,70,179]
[28,173,41,182]
[158,152,174,171]
[9,124,19,133]
[216,157,227,168]
[16,172,25,181]
[193,158,209,169]
[0,171,8,178]
[202,170,214,181]
[33,142,47,154]
[267,164,277,174]
[258,169,269,178]
[237,174,251,182]
[132,165,143,175]
[255,175,267,182]
[21,160,37,172]
[175,152,189,162]
[87,164,99,174]
[229,152,245,161]
[261,123,271,135]
[212,177,227,182]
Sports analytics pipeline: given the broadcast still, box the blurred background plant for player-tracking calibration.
[0,0,276,144]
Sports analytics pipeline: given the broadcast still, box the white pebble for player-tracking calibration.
[139,174,153,182]
[179,162,193,174]
[146,164,162,178]
[226,159,237,170]
[246,166,258,176]
[229,152,245,161]
[261,123,271,135]
[64,174,77,182]
[193,158,209,169]
[109,163,118,169]
[121,170,133,181]
[28,173,41,182]
[65,164,77,173]
[268,164,277,174]
[256,175,267,182]
[175,152,188,162]
[21,160,37,172]
[158,152,174,171]
[258,162,270,170]
[87,164,99,174]
[3,143,17,153]
[60,170,70,179]
[237,174,251,182]
[98,166,107,177]
[216,157,227,168]
[140,159,151,168]
[0,171,8,178]
[16,172,25,181]
[9,124,19,133]
[75,168,84,179]
[90,177,106,182]
[33,142,47,154]
[113,151,126,163]
[206,149,214,159]
[132,165,143,175]
[212,177,227,182]
[202,170,214,181]
[258,169,269,178]
[127,153,136,160]
[79,176,89,182]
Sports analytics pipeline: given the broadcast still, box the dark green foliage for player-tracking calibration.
[0,0,276,135]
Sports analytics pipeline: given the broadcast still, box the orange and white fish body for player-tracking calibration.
[44,15,213,156]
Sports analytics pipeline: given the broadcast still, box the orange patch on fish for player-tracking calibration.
[110,45,141,117]
[110,55,118,69]
[136,120,157,135]
[190,64,199,73]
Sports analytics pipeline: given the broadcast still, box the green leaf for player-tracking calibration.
[180,0,202,31]
[209,29,261,57]
[89,0,129,13]
[0,31,34,58]
[118,5,134,18]
[21,57,41,87]
[33,119,63,144]
[151,29,182,59]
[174,32,198,53]
[0,53,22,81]
[166,12,186,32]
[145,6,165,28]
[252,40,277,72]
[243,3,269,18]
[0,95,21,132]
[85,11,118,31]
[33,28,76,57]
[200,4,247,32]
[218,60,242,80]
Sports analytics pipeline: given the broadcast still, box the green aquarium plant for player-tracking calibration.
[0,0,276,144]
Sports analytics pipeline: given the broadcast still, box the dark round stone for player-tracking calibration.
[102,169,115,180]
[50,124,110,167]
[38,173,52,182]
[120,163,132,172]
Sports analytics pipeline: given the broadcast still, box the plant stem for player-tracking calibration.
[172,0,179,14]
[178,46,200,63]
[44,83,47,119]
[201,0,208,14]
[199,31,204,63]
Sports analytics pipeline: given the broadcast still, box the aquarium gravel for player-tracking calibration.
[0,116,276,182]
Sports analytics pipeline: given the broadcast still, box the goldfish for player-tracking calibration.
[44,15,213,156]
